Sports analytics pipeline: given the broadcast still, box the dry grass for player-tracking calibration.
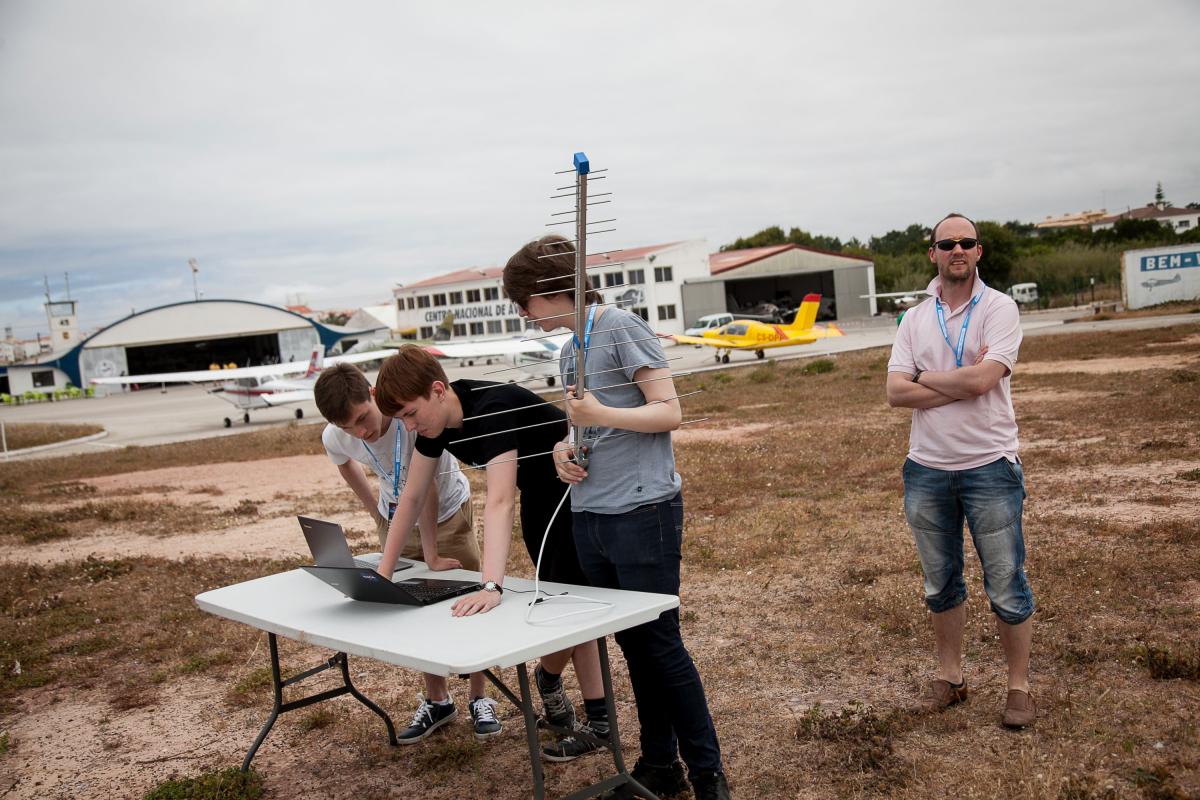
[0,323,1198,799]
[0,422,103,451]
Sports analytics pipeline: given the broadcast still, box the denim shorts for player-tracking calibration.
[902,457,1035,625]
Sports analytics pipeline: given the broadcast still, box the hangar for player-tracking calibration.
[681,244,877,326]
[6,299,386,396]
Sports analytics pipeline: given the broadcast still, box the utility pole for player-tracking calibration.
[188,259,200,301]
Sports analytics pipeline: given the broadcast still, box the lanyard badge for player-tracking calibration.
[361,425,404,519]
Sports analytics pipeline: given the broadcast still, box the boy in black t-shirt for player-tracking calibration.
[373,345,608,760]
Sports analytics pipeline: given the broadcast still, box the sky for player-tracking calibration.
[2,0,1198,339]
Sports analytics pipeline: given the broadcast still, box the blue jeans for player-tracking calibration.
[573,492,722,777]
[902,458,1035,625]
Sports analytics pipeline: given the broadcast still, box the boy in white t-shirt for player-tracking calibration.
[314,363,497,741]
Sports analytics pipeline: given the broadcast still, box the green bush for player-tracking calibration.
[143,768,263,800]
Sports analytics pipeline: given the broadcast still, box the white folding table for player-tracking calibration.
[195,561,678,800]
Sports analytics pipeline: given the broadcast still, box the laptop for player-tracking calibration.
[298,516,481,606]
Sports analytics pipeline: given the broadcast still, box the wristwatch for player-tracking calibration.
[912,370,923,384]
[481,581,503,594]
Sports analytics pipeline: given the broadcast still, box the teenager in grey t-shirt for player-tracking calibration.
[559,305,682,513]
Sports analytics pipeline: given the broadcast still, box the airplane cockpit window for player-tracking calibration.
[723,324,748,336]
[237,378,258,388]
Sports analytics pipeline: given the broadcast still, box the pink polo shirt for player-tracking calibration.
[887,272,1021,471]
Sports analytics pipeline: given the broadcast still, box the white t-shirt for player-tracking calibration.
[322,418,470,523]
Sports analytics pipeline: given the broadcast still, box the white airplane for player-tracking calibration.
[424,335,572,387]
[90,345,396,427]
[860,289,931,309]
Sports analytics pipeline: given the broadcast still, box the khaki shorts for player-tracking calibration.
[375,500,480,572]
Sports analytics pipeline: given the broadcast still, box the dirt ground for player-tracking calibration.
[1,323,1199,800]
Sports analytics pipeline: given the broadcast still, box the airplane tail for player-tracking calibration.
[787,294,821,331]
[432,313,455,342]
[303,346,324,377]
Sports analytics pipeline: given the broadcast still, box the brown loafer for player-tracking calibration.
[916,678,968,712]
[1002,689,1036,729]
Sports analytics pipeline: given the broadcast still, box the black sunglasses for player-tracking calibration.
[934,237,979,252]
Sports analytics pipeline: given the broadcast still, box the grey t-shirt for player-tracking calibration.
[559,306,682,514]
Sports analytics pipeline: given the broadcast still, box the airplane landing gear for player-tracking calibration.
[294,408,304,420]
[714,354,722,363]
[224,417,232,428]
[243,412,251,424]
[755,350,765,360]
[721,353,730,364]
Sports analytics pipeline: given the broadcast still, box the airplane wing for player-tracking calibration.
[668,334,739,348]
[424,339,561,359]
[326,348,397,366]
[259,390,314,406]
[859,290,931,299]
[90,361,315,386]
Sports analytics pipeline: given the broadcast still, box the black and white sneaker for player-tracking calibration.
[535,665,576,730]
[397,697,456,744]
[542,719,609,762]
[469,696,502,740]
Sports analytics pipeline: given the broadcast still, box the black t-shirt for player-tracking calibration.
[415,380,567,493]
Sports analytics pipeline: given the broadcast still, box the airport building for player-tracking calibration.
[2,299,387,396]
[391,240,713,338]
[681,244,877,324]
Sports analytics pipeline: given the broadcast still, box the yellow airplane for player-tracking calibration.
[669,293,843,363]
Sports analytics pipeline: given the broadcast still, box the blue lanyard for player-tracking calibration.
[935,293,981,368]
[568,303,599,381]
[571,303,598,356]
[361,423,403,505]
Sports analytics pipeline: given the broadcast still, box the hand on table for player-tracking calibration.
[427,555,462,571]
[451,589,502,617]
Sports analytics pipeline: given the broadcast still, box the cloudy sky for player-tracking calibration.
[2,1,1198,338]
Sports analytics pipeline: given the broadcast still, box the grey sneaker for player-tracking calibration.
[535,666,576,730]
[542,719,609,762]
[469,696,502,740]
[397,697,455,743]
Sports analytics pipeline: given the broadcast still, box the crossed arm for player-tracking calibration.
[886,350,1010,409]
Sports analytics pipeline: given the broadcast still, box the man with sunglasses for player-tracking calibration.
[885,212,1036,729]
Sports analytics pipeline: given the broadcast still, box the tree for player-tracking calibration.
[1155,181,1171,207]
[868,223,930,256]
[720,225,787,251]
[975,221,1017,288]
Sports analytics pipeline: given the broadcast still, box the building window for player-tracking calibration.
[627,268,645,284]
[407,297,415,310]
[449,291,464,305]
[505,318,523,333]
[654,266,673,283]
[605,272,623,287]
[632,306,649,322]
[432,293,447,307]
[1179,220,1191,229]
[486,320,503,334]
[420,326,434,339]
[469,322,484,336]
[417,295,431,309]
[525,320,537,330]
[590,275,601,290]
[657,304,677,321]
[484,287,500,301]
[467,289,482,303]
[396,299,404,311]
[32,370,55,388]
[453,323,467,337]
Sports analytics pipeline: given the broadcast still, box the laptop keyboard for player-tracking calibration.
[401,582,479,602]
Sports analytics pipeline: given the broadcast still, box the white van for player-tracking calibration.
[684,313,734,336]
[1007,283,1039,305]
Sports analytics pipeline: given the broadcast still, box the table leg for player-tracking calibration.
[240,633,398,772]
[517,664,548,800]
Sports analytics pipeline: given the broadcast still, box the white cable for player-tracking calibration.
[524,483,613,625]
